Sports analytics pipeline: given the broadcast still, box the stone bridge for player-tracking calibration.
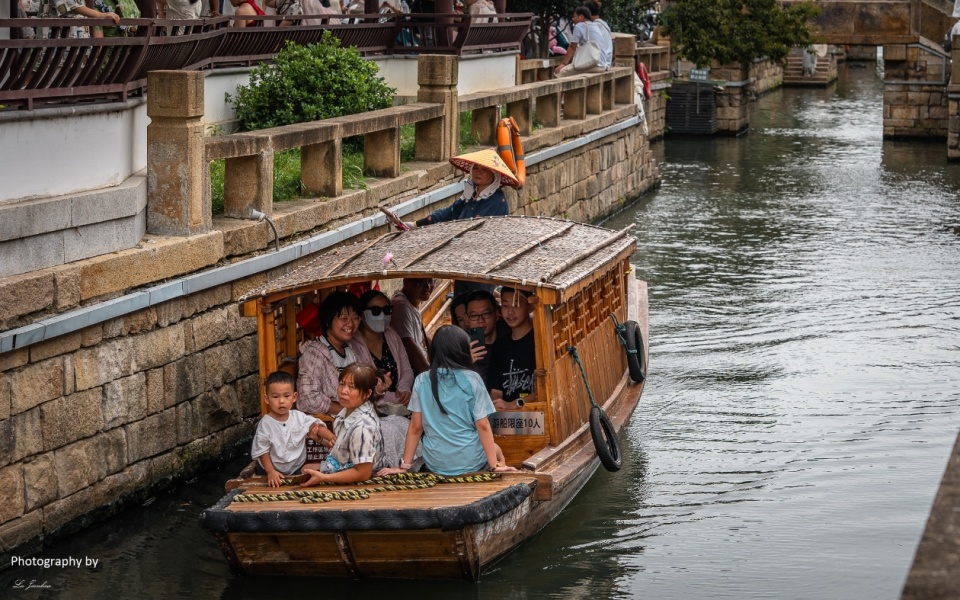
[782,0,956,45]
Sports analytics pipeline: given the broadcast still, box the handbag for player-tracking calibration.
[572,23,601,71]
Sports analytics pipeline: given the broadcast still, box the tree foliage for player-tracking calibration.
[510,0,580,58]
[659,0,820,67]
[602,0,657,39]
[231,33,396,131]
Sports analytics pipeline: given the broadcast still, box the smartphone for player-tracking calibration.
[469,327,486,348]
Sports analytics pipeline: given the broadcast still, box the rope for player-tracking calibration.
[608,313,638,358]
[567,345,600,410]
[239,472,503,503]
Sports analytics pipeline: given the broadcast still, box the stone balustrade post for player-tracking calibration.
[612,33,637,69]
[416,55,460,162]
[536,92,561,127]
[223,145,274,218]
[471,106,500,145]
[602,80,615,110]
[146,70,210,236]
[365,128,401,178]
[302,131,343,198]
[507,99,532,135]
[564,87,587,120]
[586,81,603,114]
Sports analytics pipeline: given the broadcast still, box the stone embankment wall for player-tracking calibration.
[0,53,659,559]
[677,58,782,135]
[845,45,878,61]
[883,43,950,139]
[749,58,784,97]
[949,42,960,160]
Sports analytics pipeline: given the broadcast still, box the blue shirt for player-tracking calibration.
[422,188,508,225]
[408,369,496,476]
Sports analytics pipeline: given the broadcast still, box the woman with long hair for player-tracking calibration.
[378,325,514,476]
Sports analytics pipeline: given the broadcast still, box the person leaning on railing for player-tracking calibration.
[228,0,265,27]
[27,0,119,39]
[157,0,220,19]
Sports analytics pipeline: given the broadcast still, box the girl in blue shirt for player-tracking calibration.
[379,325,515,476]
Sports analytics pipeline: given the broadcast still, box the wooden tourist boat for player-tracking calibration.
[200,216,649,580]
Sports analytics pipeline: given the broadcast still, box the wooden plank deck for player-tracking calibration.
[224,475,539,512]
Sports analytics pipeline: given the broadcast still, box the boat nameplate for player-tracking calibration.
[490,412,546,436]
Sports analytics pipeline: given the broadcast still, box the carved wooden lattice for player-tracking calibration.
[550,260,626,360]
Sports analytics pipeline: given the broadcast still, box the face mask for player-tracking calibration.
[364,311,390,333]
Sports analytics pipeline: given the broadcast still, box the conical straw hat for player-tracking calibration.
[449,149,521,188]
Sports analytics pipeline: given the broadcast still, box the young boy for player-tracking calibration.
[489,287,542,410]
[251,371,327,487]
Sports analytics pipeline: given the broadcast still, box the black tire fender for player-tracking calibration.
[590,405,622,472]
[624,320,646,383]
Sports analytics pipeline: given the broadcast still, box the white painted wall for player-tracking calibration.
[0,100,147,204]
[203,68,252,131]
[373,52,517,97]
[1,51,517,204]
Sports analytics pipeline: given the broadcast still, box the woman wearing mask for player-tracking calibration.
[352,290,414,407]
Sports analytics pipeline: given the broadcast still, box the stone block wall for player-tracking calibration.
[712,63,751,135]
[948,45,960,160]
[646,70,671,141]
[749,58,784,97]
[949,81,960,159]
[0,92,659,558]
[883,85,949,138]
[846,45,878,61]
[0,177,147,279]
[883,43,950,139]
[0,293,260,556]
[514,106,659,222]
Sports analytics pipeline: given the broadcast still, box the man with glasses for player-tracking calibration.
[390,278,435,375]
[463,290,506,388]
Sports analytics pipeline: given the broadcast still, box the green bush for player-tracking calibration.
[231,33,396,131]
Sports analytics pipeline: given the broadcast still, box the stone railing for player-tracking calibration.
[204,103,445,222]
[513,38,671,140]
[459,68,635,140]
[149,50,640,237]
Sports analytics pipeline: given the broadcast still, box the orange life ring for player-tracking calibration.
[496,117,526,188]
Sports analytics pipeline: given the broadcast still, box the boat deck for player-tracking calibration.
[223,474,540,513]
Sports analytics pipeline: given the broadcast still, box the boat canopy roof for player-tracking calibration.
[240,216,636,304]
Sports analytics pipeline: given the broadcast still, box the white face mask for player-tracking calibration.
[364,311,390,333]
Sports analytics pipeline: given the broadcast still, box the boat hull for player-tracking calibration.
[206,378,642,580]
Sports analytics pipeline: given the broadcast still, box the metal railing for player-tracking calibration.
[0,12,533,110]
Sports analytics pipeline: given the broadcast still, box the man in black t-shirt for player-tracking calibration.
[489,287,541,410]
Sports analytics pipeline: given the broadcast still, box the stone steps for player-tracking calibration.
[783,51,836,86]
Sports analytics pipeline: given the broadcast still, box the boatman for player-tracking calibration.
[405,148,519,228]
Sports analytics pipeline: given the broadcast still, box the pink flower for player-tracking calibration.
[383,252,394,265]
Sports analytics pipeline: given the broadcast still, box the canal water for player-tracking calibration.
[5,62,960,600]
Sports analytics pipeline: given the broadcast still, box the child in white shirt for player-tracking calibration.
[251,371,328,487]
